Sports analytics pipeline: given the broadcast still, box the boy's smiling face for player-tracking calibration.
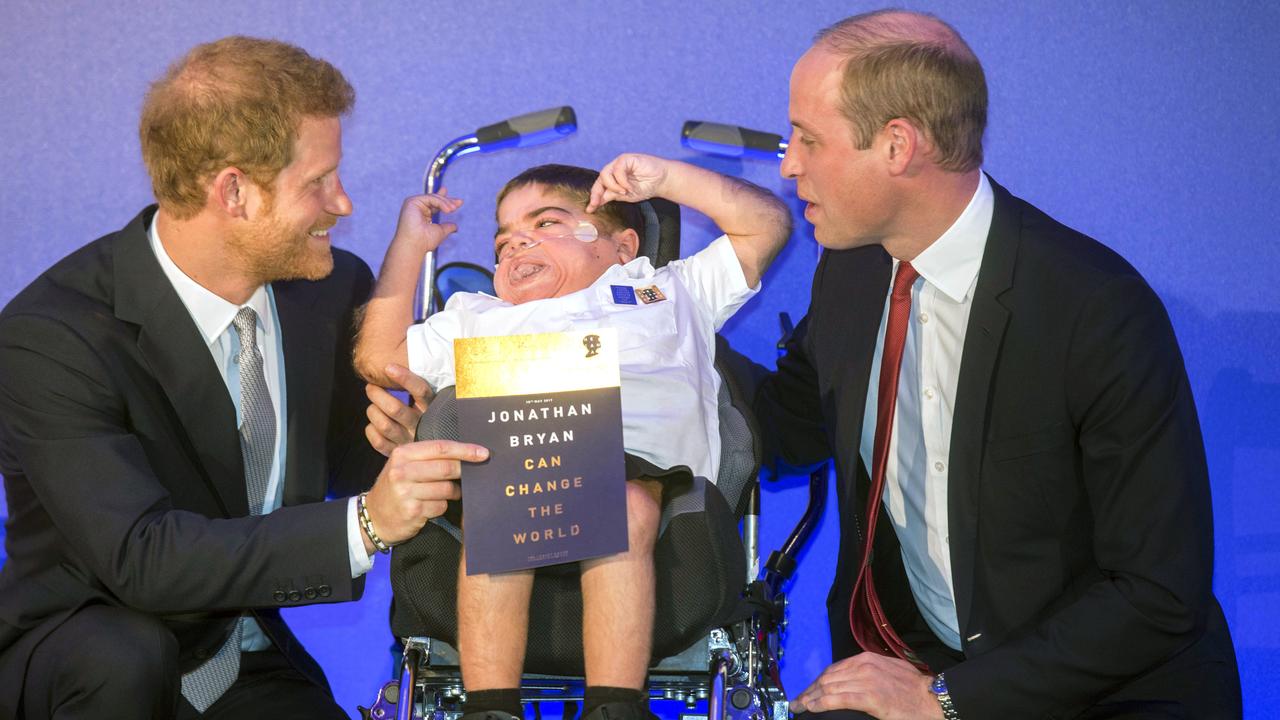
[492,183,638,305]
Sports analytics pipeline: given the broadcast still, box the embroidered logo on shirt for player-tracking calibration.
[610,285,637,305]
[636,285,667,304]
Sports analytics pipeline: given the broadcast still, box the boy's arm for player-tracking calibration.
[352,192,463,389]
[587,153,791,287]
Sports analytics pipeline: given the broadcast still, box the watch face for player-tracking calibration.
[930,675,948,694]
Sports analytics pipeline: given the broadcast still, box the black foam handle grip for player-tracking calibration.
[682,120,784,158]
[476,106,577,152]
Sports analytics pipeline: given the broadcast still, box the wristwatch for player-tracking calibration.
[929,673,960,720]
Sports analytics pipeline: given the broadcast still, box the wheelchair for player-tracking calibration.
[360,116,823,720]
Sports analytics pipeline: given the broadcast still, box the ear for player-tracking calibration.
[612,227,641,263]
[881,118,921,177]
[210,167,253,218]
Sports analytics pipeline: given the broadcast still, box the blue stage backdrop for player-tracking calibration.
[2,1,1277,716]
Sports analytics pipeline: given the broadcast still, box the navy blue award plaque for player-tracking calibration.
[455,328,628,575]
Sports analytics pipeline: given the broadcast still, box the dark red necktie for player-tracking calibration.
[848,261,931,673]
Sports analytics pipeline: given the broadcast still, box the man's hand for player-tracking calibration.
[790,654,942,720]
[392,191,464,254]
[364,364,434,456]
[361,439,488,554]
[587,153,672,211]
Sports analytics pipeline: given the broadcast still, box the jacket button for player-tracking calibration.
[288,590,302,602]
[272,590,288,603]
[304,587,317,600]
[318,584,332,598]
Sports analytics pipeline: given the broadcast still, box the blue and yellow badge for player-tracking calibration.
[610,285,637,305]
[636,285,667,304]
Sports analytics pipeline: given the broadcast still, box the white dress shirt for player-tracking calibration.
[407,235,756,485]
[859,173,994,650]
[148,220,373,652]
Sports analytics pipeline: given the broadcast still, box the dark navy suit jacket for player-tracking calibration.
[754,179,1241,718]
[0,207,384,714]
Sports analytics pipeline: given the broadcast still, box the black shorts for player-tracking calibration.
[624,452,695,495]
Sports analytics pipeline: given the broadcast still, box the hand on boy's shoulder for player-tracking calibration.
[364,364,434,456]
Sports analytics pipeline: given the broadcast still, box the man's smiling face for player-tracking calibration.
[492,183,637,305]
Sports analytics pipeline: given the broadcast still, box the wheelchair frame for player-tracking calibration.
[361,117,823,720]
[360,462,827,720]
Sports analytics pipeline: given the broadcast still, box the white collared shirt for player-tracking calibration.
[859,173,994,650]
[407,235,757,485]
[148,219,373,652]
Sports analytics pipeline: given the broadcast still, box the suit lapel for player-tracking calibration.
[273,279,335,506]
[833,247,893,510]
[112,208,247,517]
[949,179,1019,637]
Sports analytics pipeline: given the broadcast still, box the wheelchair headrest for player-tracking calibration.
[635,197,681,268]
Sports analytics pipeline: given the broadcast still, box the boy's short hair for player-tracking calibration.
[495,164,644,236]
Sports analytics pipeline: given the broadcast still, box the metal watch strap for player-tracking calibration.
[930,673,960,720]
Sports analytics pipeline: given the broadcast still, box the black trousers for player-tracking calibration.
[20,604,349,720]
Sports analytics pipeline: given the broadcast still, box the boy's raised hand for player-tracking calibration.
[588,153,671,212]
[392,190,464,253]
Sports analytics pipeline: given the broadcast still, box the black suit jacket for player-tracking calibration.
[755,180,1240,718]
[0,207,384,713]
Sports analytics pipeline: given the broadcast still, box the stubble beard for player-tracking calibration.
[230,204,335,285]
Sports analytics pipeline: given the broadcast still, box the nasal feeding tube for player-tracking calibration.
[496,221,599,265]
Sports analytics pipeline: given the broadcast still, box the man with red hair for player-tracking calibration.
[0,36,475,719]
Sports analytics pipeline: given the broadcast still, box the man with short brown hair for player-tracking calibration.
[0,36,479,719]
[755,9,1241,719]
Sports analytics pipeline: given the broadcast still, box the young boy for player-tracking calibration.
[354,153,790,720]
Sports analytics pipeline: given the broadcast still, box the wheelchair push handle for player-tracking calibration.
[681,120,787,160]
[423,106,579,197]
[476,106,578,152]
[417,106,579,319]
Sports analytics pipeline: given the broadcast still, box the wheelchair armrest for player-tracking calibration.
[764,463,828,585]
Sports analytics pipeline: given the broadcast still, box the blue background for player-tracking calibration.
[1,1,1277,716]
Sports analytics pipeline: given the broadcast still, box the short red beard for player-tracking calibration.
[229,199,335,284]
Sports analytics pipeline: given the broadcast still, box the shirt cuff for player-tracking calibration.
[347,495,375,578]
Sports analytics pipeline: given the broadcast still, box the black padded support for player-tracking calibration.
[389,477,746,675]
[390,205,757,673]
[636,197,681,269]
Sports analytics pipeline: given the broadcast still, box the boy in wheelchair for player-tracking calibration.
[353,154,790,720]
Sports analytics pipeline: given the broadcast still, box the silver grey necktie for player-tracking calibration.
[180,306,276,712]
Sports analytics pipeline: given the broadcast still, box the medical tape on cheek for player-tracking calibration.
[573,221,598,242]
[496,222,597,268]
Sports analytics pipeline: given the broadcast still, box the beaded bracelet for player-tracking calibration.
[357,492,391,554]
